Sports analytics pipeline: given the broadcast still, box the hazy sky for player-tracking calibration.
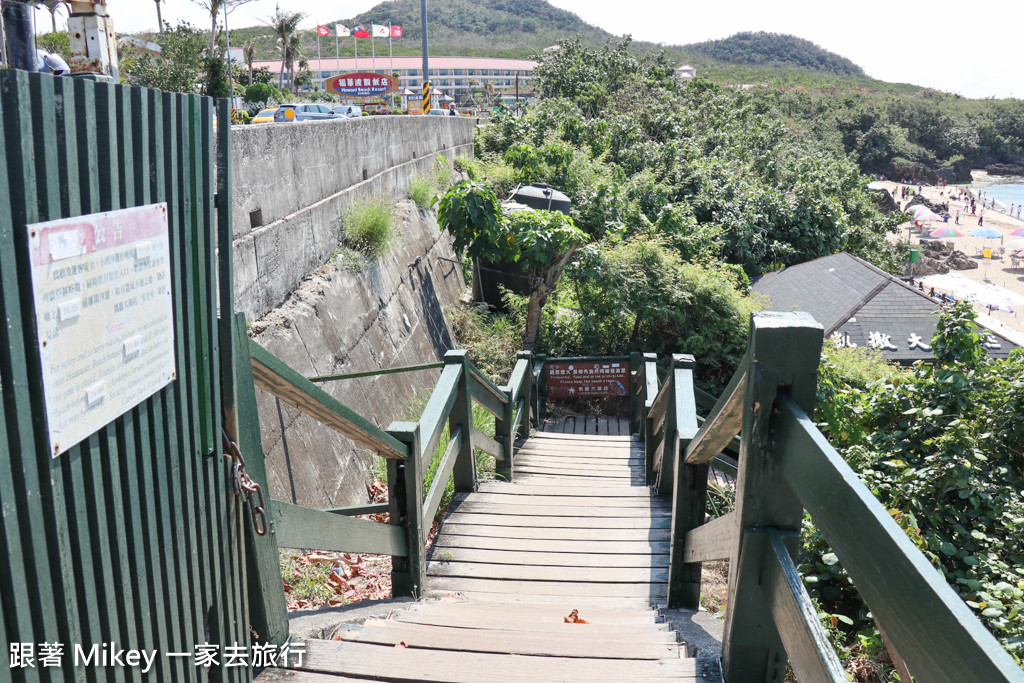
[35,0,1021,99]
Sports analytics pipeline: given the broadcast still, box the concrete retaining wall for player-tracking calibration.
[250,201,466,508]
[231,115,475,322]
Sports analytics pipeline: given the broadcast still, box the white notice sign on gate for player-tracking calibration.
[27,203,176,457]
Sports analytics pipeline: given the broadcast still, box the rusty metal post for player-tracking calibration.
[68,0,119,81]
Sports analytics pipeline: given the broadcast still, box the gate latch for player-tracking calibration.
[222,429,268,536]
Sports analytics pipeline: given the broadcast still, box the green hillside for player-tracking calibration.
[216,0,926,98]
[226,0,616,62]
[684,31,865,77]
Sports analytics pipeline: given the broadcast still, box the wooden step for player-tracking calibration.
[279,638,698,682]
[427,547,670,568]
[430,534,670,554]
[334,619,680,659]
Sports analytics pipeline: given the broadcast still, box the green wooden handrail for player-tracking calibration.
[676,313,1024,682]
[308,362,444,383]
[248,340,409,460]
[774,396,1024,682]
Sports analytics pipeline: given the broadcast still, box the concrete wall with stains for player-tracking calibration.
[230,117,472,509]
[230,115,474,323]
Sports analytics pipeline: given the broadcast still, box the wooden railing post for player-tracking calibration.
[495,387,515,482]
[722,312,824,682]
[446,351,477,492]
[666,353,703,608]
[638,353,659,481]
[387,421,424,598]
[629,351,643,433]
[516,350,533,438]
[533,353,546,427]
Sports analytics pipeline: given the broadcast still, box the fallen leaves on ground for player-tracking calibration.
[564,609,588,624]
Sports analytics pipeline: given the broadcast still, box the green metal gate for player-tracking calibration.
[0,70,251,682]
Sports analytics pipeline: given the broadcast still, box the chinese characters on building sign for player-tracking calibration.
[546,362,629,398]
[27,203,176,457]
[830,330,999,352]
[326,72,398,102]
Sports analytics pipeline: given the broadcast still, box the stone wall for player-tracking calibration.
[231,115,474,323]
[249,201,466,508]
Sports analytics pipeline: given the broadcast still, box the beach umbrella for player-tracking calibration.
[1005,239,1024,250]
[986,303,1014,313]
[929,225,964,238]
[969,227,1002,239]
[911,205,933,218]
[1009,226,1024,236]
[915,209,945,222]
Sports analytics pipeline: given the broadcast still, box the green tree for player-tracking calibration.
[122,22,206,94]
[435,180,587,349]
[267,4,304,90]
[203,57,231,98]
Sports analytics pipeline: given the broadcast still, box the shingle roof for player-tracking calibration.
[751,252,1018,362]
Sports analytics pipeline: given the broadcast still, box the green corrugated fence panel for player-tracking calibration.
[0,70,247,683]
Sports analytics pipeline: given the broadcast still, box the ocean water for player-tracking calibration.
[970,178,1024,215]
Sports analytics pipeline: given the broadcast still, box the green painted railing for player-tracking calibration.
[637,312,1024,682]
[242,342,535,603]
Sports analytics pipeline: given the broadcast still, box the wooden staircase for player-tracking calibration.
[257,431,708,682]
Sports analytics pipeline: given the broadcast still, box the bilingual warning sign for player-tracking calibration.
[28,203,176,457]
[546,362,629,398]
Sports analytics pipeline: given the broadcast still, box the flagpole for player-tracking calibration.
[335,26,340,75]
[389,20,394,75]
[354,35,358,70]
[371,29,376,71]
[316,24,322,91]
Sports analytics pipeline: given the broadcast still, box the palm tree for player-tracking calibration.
[191,0,255,58]
[153,0,164,34]
[282,33,302,91]
[267,5,304,90]
[242,38,257,84]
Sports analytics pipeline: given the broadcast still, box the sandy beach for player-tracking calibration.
[878,177,1024,341]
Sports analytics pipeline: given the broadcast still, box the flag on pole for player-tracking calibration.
[353,25,370,38]
[391,25,403,38]
[336,24,350,37]
[372,24,389,38]
[316,25,329,36]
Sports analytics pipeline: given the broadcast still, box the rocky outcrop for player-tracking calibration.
[906,195,949,215]
[890,159,972,184]
[985,163,1024,177]
[869,187,899,214]
[910,243,978,276]
[888,162,938,184]
[936,159,973,184]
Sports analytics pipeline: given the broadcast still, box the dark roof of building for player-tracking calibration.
[751,252,1018,362]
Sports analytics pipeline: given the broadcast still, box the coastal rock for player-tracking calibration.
[909,248,977,277]
[869,188,899,213]
[906,196,948,215]
[985,163,1024,177]
[946,250,978,270]
[910,255,949,277]
[936,159,973,184]
[889,162,938,184]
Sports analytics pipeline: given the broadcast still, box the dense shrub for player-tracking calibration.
[810,302,1024,665]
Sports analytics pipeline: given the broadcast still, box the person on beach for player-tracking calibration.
[979,209,985,227]
[955,209,961,225]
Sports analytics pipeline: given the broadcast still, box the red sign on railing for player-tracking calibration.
[546,362,628,398]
